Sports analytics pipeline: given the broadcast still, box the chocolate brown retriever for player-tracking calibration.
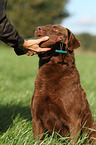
[31,25,96,143]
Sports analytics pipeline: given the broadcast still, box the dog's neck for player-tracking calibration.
[39,50,75,68]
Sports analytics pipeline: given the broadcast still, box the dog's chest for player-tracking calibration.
[39,63,63,80]
[35,63,79,95]
[33,63,82,117]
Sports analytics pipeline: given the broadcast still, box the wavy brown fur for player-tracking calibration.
[31,25,96,143]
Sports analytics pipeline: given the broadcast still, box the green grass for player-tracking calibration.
[0,47,96,144]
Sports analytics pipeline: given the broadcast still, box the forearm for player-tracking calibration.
[0,0,24,49]
[0,16,24,48]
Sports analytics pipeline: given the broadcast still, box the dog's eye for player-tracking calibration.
[53,27,59,32]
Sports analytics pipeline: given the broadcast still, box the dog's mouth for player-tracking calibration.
[39,35,64,48]
[35,26,64,48]
[35,27,66,59]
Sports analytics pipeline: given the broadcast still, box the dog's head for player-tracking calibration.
[35,25,80,66]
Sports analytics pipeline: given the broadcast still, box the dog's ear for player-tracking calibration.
[65,28,81,51]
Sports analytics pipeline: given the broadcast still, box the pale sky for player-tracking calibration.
[61,0,96,35]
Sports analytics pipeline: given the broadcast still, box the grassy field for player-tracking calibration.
[0,47,96,145]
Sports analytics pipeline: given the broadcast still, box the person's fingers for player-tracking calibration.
[26,52,34,56]
[23,36,49,47]
[21,38,51,55]
[36,36,49,44]
[22,47,35,56]
[23,47,51,55]
[25,43,51,52]
[32,36,49,45]
[30,45,51,52]
[36,48,51,52]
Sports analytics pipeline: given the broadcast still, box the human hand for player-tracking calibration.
[20,36,51,56]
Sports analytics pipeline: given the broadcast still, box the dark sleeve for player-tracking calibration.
[0,0,25,55]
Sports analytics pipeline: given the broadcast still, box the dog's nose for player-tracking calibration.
[38,27,42,30]
[36,26,42,32]
[35,27,43,37]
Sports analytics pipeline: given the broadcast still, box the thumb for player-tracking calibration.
[36,36,49,44]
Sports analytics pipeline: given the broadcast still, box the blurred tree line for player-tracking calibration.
[7,0,69,38]
[77,33,96,52]
[1,0,96,52]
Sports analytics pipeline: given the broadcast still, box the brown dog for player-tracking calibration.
[31,25,96,143]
